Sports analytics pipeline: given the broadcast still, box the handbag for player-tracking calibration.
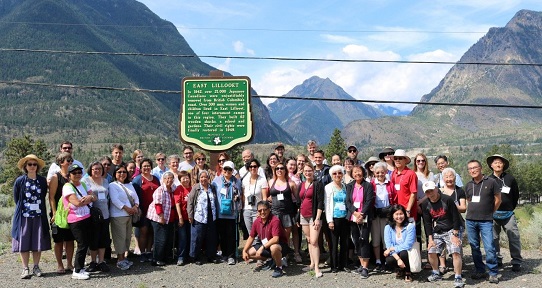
[71,183,104,224]
[219,182,234,216]
[407,241,422,273]
[119,183,141,224]
[54,197,69,229]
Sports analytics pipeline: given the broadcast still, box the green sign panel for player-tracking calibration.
[179,76,253,151]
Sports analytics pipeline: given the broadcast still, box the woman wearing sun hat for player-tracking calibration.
[12,154,51,279]
[378,147,395,179]
[364,156,380,182]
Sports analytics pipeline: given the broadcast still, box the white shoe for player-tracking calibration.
[281,257,288,267]
[72,270,90,280]
[79,268,90,276]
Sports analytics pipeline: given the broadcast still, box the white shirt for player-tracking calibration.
[47,159,85,181]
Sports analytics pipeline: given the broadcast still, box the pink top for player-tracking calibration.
[350,184,364,222]
[62,183,91,223]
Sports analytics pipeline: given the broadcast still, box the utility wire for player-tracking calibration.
[0,21,488,34]
[1,80,541,109]
[0,48,540,66]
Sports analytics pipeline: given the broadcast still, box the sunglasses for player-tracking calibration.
[116,171,128,174]
[156,158,165,161]
[27,163,38,167]
[102,163,111,166]
[416,159,426,163]
[394,157,405,160]
[196,158,206,161]
[257,208,269,213]
[249,165,258,168]
[332,172,343,175]
[71,171,83,175]
[218,159,226,163]
[348,149,357,153]
[275,167,285,171]
[223,168,233,172]
[385,152,394,156]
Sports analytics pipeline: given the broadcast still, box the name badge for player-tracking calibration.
[277,193,284,201]
[354,202,361,209]
[337,203,346,211]
[501,187,510,194]
[471,196,481,203]
[29,204,40,211]
[98,192,106,200]
[395,184,401,191]
[220,188,227,195]
[261,238,268,245]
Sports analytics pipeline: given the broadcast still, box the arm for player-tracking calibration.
[422,202,434,248]
[406,192,416,216]
[48,174,58,216]
[242,235,255,262]
[361,182,375,218]
[187,186,197,223]
[324,186,333,224]
[494,193,502,213]
[511,177,520,209]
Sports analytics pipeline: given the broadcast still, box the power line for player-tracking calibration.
[1,80,541,109]
[1,48,541,66]
[0,21,488,34]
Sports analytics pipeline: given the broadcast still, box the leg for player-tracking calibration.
[54,242,65,271]
[151,221,166,262]
[309,221,322,274]
[466,220,485,273]
[65,241,75,269]
[338,219,350,270]
[205,220,218,260]
[270,244,283,267]
[69,219,91,273]
[452,252,462,275]
[139,225,149,254]
[330,221,340,270]
[20,252,30,268]
[493,219,503,264]
[190,222,202,260]
[479,221,498,276]
[32,251,41,266]
[503,215,523,265]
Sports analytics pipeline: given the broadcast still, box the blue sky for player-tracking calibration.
[138,0,542,111]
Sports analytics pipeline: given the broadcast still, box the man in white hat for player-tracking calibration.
[422,181,464,287]
[487,154,522,272]
[391,149,419,220]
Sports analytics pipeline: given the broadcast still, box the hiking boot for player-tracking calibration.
[489,274,499,284]
[427,272,443,282]
[21,268,31,279]
[272,267,284,278]
[32,265,42,277]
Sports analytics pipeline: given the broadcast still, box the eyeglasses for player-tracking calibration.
[116,171,128,174]
[249,165,258,169]
[61,146,73,151]
[71,171,83,175]
[416,159,426,163]
[275,167,285,171]
[27,163,38,167]
[196,158,206,161]
[66,158,74,163]
[348,149,357,153]
[156,158,165,161]
[218,159,226,163]
[257,208,269,213]
[467,166,481,171]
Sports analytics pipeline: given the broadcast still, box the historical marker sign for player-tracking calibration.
[180,76,253,151]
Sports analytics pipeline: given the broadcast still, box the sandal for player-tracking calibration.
[424,262,432,270]
[56,268,66,274]
[404,272,413,282]
[439,266,447,275]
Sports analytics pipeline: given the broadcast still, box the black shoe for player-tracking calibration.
[194,261,202,266]
[470,272,488,280]
[97,261,110,272]
[331,268,338,273]
[498,262,503,268]
[151,261,166,266]
[512,264,521,272]
[360,268,369,279]
[86,262,98,272]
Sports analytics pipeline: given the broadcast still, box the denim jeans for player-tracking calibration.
[190,220,217,260]
[177,221,191,261]
[493,214,523,265]
[466,219,498,275]
[151,221,174,262]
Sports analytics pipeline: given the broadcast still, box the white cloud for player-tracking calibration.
[320,34,357,44]
[254,46,457,111]
[233,40,255,55]
[216,58,231,72]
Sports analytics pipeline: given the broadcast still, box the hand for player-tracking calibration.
[313,219,321,230]
[397,258,405,268]
[179,220,184,227]
[188,218,193,224]
[328,222,334,231]
[50,215,55,223]
[242,250,249,262]
[383,249,390,257]
[427,240,435,250]
[451,235,461,247]
[159,216,165,224]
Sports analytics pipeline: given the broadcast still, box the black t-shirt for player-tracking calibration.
[465,176,500,221]
[422,193,461,235]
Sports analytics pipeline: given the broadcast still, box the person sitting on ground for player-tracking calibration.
[242,200,289,278]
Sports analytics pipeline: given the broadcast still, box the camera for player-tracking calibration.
[248,195,256,206]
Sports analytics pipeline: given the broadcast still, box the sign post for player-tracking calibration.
[179,75,253,152]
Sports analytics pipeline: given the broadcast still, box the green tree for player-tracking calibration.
[325,128,347,164]
[0,135,52,202]
[517,162,542,203]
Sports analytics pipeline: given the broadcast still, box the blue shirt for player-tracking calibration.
[194,185,217,224]
[212,176,242,220]
[384,222,416,255]
[151,166,169,181]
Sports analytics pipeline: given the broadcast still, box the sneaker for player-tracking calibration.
[71,270,90,280]
[177,258,185,266]
[489,274,499,284]
[116,261,130,271]
[471,272,488,279]
[454,277,465,288]
[86,262,98,272]
[140,254,148,263]
[125,259,134,267]
[360,268,369,279]
[373,264,384,272]
[281,257,288,267]
[21,267,31,279]
[98,261,110,272]
[79,268,90,276]
[227,257,236,265]
[272,267,284,278]
[512,264,521,272]
[352,266,363,274]
[32,265,42,277]
[262,259,275,271]
[427,273,443,282]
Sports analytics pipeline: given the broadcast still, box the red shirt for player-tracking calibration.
[140,176,160,214]
[299,183,314,218]
[250,214,288,244]
[174,185,191,220]
[391,167,419,220]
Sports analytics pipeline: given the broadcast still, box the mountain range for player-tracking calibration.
[0,0,292,149]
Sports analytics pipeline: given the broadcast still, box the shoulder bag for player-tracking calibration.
[119,183,142,224]
[70,183,104,224]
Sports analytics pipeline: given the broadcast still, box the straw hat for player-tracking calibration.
[392,149,411,164]
[17,154,46,170]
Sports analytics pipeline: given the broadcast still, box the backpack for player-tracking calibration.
[54,196,69,229]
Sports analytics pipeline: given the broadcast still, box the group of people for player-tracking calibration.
[11,140,523,286]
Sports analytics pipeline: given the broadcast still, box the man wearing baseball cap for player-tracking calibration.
[487,154,522,272]
[422,181,464,287]
[347,145,363,166]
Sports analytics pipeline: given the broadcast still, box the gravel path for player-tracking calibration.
[0,246,540,288]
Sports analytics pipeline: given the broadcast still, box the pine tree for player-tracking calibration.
[325,128,347,164]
